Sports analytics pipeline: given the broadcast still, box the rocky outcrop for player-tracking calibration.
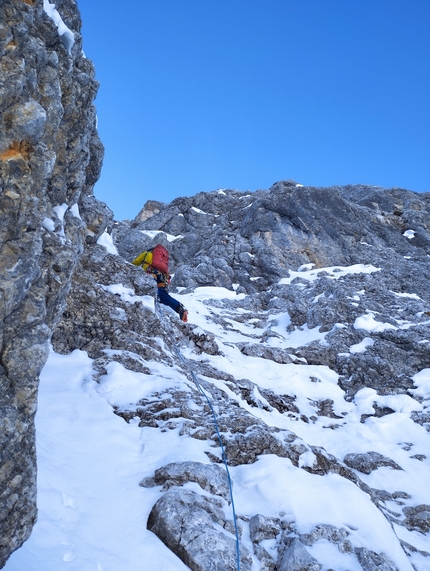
[0,0,106,566]
[147,488,252,571]
[113,181,430,294]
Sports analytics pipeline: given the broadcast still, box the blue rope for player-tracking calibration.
[155,297,241,571]
[173,344,241,571]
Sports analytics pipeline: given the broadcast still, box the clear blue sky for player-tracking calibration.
[77,0,430,220]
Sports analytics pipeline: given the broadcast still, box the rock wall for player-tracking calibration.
[114,181,430,294]
[0,0,108,566]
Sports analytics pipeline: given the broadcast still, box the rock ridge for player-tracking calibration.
[0,0,108,565]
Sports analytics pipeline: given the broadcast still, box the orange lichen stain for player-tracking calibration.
[5,40,18,50]
[22,0,36,5]
[0,141,32,161]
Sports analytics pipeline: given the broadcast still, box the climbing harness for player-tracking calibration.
[173,344,242,571]
[155,300,241,571]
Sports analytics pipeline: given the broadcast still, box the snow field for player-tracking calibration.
[5,263,430,570]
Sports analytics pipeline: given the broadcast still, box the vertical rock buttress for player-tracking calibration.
[0,0,106,565]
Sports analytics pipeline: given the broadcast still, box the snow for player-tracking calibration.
[349,337,374,353]
[53,203,68,236]
[97,231,119,255]
[391,291,422,300]
[298,263,315,271]
[70,204,81,219]
[140,230,183,242]
[403,230,416,239]
[54,204,68,218]
[353,312,397,332]
[190,206,207,214]
[100,283,154,311]
[5,282,429,571]
[232,456,413,570]
[4,350,190,571]
[43,0,75,54]
[279,263,381,285]
[410,368,430,398]
[354,387,422,415]
[266,312,328,348]
[42,217,55,232]
[96,360,189,408]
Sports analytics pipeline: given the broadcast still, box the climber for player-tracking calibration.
[132,244,188,322]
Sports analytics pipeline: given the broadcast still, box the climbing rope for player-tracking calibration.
[173,344,242,571]
[155,298,241,571]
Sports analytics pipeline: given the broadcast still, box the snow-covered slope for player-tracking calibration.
[5,257,430,571]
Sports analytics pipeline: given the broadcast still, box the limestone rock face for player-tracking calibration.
[0,0,106,566]
[114,182,430,295]
[147,488,252,571]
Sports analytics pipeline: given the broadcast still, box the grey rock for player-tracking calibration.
[80,194,114,243]
[0,0,104,565]
[343,452,403,475]
[249,513,281,543]
[299,524,350,547]
[252,543,277,571]
[141,461,230,500]
[224,424,296,467]
[118,183,430,294]
[278,537,322,571]
[402,505,430,534]
[355,547,399,571]
[147,489,252,571]
[133,199,165,224]
[51,244,160,358]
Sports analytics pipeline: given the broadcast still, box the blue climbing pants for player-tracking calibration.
[158,287,181,313]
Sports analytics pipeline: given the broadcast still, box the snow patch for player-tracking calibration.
[353,313,397,333]
[97,231,119,255]
[140,230,183,242]
[349,337,374,354]
[190,206,207,214]
[410,368,430,398]
[42,218,55,232]
[69,204,81,219]
[43,0,75,54]
[391,290,422,300]
[279,264,381,285]
[100,284,154,311]
[354,387,422,415]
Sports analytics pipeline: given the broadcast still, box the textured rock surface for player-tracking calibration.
[140,460,230,500]
[278,537,322,571]
[0,0,105,566]
[147,488,252,571]
[343,451,403,474]
[114,181,430,294]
